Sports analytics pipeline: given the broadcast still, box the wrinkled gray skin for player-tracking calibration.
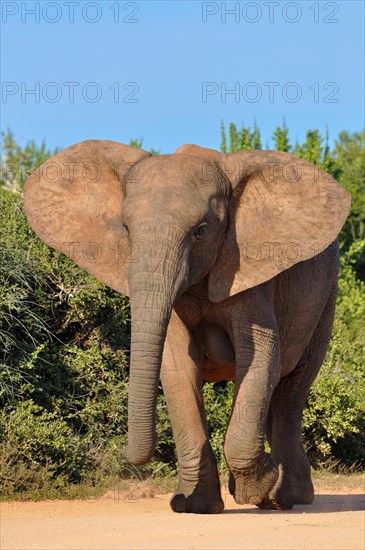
[24,142,351,514]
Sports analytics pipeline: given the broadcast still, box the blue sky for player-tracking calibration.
[1,0,364,153]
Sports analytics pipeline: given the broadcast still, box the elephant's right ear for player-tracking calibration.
[24,140,151,296]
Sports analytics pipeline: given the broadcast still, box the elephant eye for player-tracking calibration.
[194,223,208,241]
[123,223,130,236]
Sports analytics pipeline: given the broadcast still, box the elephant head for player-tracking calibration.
[24,140,350,465]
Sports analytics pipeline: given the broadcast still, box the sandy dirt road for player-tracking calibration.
[1,483,364,550]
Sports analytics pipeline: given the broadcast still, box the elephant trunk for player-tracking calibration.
[123,297,169,465]
[123,227,187,465]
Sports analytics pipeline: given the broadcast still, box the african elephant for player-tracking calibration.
[24,140,350,513]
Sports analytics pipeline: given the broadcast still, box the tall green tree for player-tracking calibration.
[321,127,339,177]
[272,120,291,152]
[220,121,227,153]
[238,125,252,151]
[251,120,262,150]
[332,131,365,265]
[229,123,239,152]
[221,120,261,152]
[129,138,160,156]
[294,129,323,165]
[1,130,57,192]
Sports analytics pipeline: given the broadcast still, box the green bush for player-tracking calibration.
[203,381,234,472]
[0,187,175,495]
[1,399,90,494]
[303,240,365,467]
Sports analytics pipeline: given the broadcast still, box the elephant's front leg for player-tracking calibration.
[224,306,281,506]
[161,311,224,514]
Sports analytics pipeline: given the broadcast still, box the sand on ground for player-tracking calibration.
[1,482,364,550]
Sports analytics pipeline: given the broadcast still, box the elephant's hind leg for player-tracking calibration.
[259,283,338,510]
[161,311,224,514]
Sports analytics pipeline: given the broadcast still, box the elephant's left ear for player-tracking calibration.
[208,150,351,303]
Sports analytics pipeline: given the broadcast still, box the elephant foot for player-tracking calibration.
[228,455,279,506]
[170,476,224,514]
[256,468,315,510]
[256,486,314,510]
[255,494,293,510]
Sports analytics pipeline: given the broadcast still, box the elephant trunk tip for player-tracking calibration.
[123,442,156,466]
